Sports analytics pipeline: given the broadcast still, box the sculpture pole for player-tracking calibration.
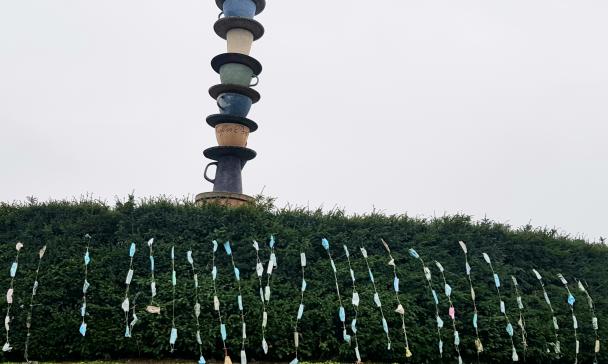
[196,0,266,207]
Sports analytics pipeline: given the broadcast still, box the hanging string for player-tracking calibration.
[187,249,206,364]
[458,241,483,358]
[511,276,528,360]
[532,269,561,356]
[210,240,230,364]
[557,273,578,364]
[24,244,46,363]
[576,280,600,363]
[121,242,137,338]
[289,250,307,364]
[169,246,178,352]
[256,236,276,355]
[3,242,24,352]
[253,241,269,354]
[435,260,463,364]
[343,245,362,363]
[380,239,412,359]
[80,235,92,337]
[224,241,247,364]
[263,236,277,340]
[482,252,518,362]
[361,246,391,350]
[321,238,350,345]
[145,238,161,314]
[408,248,442,357]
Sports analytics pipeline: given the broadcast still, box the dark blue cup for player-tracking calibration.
[223,0,256,18]
[217,92,252,117]
[204,156,245,193]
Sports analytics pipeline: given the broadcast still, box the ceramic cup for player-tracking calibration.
[220,63,258,87]
[217,92,252,117]
[204,155,245,193]
[222,0,256,18]
[227,28,254,55]
[215,123,250,147]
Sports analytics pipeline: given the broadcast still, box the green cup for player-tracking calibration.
[219,63,259,87]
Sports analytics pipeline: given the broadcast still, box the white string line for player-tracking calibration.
[532,269,561,356]
[557,273,578,364]
[361,246,392,350]
[211,240,228,357]
[482,253,518,362]
[121,242,136,338]
[263,236,276,348]
[224,241,247,364]
[80,235,91,338]
[3,242,24,352]
[252,241,268,354]
[458,241,483,360]
[409,248,443,357]
[24,244,47,363]
[576,279,600,363]
[290,250,307,364]
[321,238,350,345]
[511,276,528,360]
[435,260,462,364]
[187,249,206,364]
[147,238,158,308]
[343,245,362,363]
[170,246,177,352]
[380,239,411,358]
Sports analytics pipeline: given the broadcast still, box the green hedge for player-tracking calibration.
[0,196,606,363]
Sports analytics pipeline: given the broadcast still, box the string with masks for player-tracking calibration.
[361,246,391,350]
[289,250,307,364]
[511,276,528,360]
[482,252,518,362]
[79,235,92,337]
[380,239,412,359]
[187,249,206,364]
[24,244,47,363]
[321,238,351,345]
[458,241,483,358]
[3,242,24,352]
[435,260,463,364]
[409,248,443,357]
[576,279,600,363]
[121,242,137,338]
[211,240,230,364]
[343,245,362,363]
[531,269,561,356]
[224,241,248,364]
[557,273,578,364]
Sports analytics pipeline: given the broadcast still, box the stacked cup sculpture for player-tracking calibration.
[197,0,266,206]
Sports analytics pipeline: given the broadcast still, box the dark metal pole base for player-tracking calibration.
[195,192,254,207]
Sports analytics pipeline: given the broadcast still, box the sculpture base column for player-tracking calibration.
[195,192,254,207]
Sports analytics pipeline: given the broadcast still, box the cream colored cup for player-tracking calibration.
[215,123,250,147]
[227,28,254,55]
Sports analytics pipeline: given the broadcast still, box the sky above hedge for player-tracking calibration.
[0,0,606,241]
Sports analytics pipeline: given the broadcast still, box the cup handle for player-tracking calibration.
[250,75,259,87]
[218,11,224,19]
[204,162,218,184]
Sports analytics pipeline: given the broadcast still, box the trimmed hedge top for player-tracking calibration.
[0,196,606,363]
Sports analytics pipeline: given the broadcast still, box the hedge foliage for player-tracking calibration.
[0,196,606,363]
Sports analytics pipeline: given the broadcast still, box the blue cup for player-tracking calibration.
[222,0,256,18]
[217,92,252,117]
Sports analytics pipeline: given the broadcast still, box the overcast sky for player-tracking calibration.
[1,1,606,241]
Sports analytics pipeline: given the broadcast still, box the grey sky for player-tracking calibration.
[1,1,606,241]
